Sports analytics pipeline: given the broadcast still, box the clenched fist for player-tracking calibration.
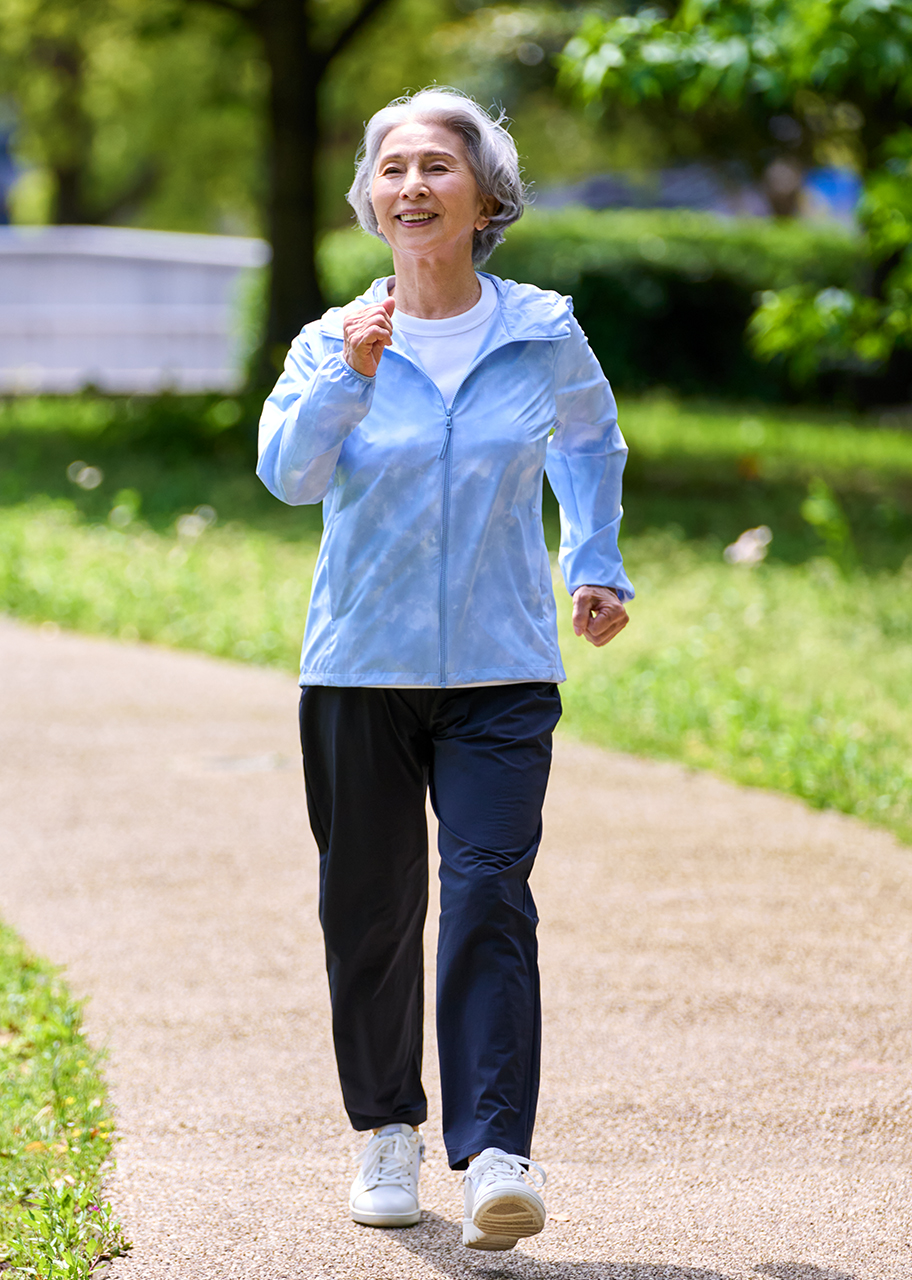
[571,585,629,647]
[343,296,396,378]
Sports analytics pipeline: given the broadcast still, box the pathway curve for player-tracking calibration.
[1,616,910,1280]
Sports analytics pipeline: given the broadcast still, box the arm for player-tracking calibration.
[257,334,374,506]
[257,298,396,506]
[545,314,634,641]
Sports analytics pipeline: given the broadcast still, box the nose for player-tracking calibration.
[399,164,428,199]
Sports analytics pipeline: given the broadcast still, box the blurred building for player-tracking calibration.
[538,164,770,217]
[0,225,270,394]
[539,162,861,224]
[803,167,863,227]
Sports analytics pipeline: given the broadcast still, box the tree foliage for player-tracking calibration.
[0,0,263,228]
[561,0,912,380]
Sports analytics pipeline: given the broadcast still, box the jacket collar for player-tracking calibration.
[316,272,573,344]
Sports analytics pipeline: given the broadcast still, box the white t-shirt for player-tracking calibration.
[392,275,498,408]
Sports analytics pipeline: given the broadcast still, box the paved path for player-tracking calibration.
[1,616,911,1280]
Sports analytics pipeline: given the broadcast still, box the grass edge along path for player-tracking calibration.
[0,919,130,1278]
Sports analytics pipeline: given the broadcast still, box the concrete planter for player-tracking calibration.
[0,225,270,394]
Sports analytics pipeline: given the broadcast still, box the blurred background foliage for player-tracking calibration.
[1,0,626,234]
[561,0,912,389]
[3,0,912,398]
[319,211,878,401]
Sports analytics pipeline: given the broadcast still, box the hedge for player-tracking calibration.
[318,209,876,403]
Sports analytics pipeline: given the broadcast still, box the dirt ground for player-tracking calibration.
[1,615,910,1280]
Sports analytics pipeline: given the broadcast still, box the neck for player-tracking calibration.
[389,251,481,319]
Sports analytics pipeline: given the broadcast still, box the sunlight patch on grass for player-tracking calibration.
[621,395,912,483]
[0,499,315,668]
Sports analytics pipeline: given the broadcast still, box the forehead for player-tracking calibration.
[377,120,468,162]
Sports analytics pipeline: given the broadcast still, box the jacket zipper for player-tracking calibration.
[438,407,453,685]
[361,321,566,688]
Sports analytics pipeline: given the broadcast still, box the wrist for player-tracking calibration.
[342,354,375,381]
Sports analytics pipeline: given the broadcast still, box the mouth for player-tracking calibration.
[396,211,437,224]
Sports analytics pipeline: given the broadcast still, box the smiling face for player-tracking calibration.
[370,120,494,268]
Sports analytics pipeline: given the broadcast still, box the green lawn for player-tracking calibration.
[1,393,911,844]
[0,923,129,1277]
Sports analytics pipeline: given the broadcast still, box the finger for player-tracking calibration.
[350,320,393,351]
[344,304,394,337]
[587,604,622,637]
[363,313,395,340]
[585,611,628,646]
[367,300,395,324]
[571,593,592,636]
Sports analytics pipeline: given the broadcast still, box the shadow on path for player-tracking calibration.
[377,1214,860,1280]
[382,1211,732,1279]
[755,1267,858,1280]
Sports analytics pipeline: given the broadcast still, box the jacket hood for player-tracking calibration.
[316,273,573,344]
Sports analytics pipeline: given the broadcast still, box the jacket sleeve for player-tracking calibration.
[545,314,635,601]
[256,323,375,506]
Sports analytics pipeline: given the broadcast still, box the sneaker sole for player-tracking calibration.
[462,1218,519,1251]
[463,1189,546,1249]
[351,1207,421,1227]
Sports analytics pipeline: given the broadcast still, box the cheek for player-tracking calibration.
[370,185,392,225]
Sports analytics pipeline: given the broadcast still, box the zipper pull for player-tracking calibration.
[439,409,453,459]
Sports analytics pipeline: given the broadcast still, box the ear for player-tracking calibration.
[475,194,500,231]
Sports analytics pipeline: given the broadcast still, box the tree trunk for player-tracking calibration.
[43,41,95,224]
[54,164,91,224]
[254,0,325,385]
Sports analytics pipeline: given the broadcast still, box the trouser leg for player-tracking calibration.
[430,682,562,1169]
[299,686,431,1131]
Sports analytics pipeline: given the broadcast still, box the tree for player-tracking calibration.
[1,0,403,376]
[3,0,651,382]
[0,0,263,230]
[186,0,404,378]
[560,0,912,382]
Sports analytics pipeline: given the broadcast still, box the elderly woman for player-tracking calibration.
[257,88,633,1251]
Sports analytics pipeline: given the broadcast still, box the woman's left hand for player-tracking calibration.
[571,585,629,647]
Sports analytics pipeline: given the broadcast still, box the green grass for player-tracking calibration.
[560,531,912,840]
[624,395,912,477]
[1,392,911,847]
[0,922,130,1277]
[0,500,316,666]
[619,395,912,571]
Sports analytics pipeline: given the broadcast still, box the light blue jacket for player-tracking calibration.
[257,273,634,688]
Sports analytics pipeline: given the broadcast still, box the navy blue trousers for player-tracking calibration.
[299,682,561,1170]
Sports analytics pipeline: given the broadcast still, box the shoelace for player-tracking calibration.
[360,1130,424,1189]
[465,1150,546,1191]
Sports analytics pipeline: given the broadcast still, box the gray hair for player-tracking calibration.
[347,89,527,266]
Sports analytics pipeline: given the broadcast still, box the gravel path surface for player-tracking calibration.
[1,615,911,1280]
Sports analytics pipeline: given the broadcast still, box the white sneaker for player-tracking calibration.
[349,1124,424,1227]
[462,1147,546,1250]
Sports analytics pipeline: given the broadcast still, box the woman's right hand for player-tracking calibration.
[343,297,396,378]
